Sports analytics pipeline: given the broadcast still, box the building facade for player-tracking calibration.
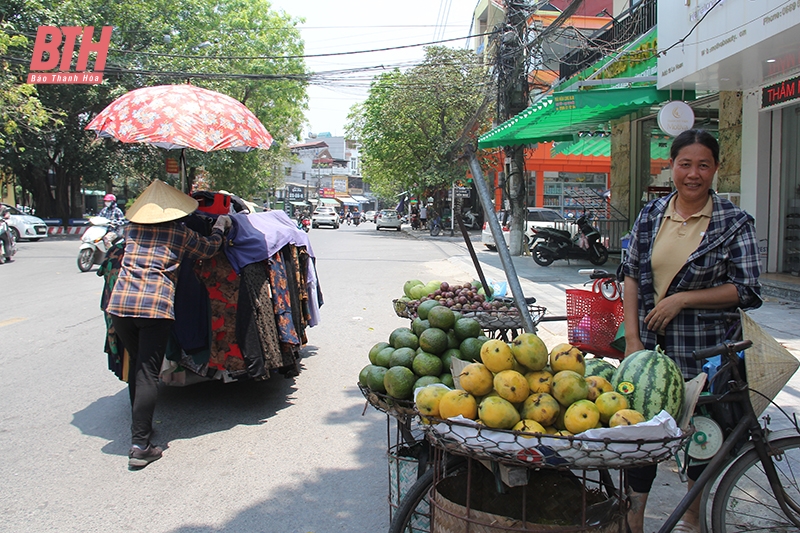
[658,0,800,290]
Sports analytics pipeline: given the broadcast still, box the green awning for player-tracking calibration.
[478,86,693,149]
[318,198,339,205]
[551,135,673,160]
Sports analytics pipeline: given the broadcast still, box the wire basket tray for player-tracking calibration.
[461,301,547,331]
[359,382,418,422]
[422,414,691,471]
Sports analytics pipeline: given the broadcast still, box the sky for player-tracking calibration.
[265,0,482,139]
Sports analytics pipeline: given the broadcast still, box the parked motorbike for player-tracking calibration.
[529,214,608,266]
[461,208,481,230]
[78,216,123,272]
[0,215,16,264]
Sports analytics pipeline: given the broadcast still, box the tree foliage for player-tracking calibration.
[0,0,307,218]
[347,46,492,201]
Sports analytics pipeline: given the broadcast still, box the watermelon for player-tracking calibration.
[584,358,616,381]
[611,346,685,420]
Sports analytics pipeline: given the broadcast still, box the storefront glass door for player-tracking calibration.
[780,104,800,275]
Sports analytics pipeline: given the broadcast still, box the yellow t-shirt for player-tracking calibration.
[651,195,713,304]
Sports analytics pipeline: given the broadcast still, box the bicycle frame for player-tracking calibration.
[657,333,800,533]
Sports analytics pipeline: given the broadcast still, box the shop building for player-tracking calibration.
[658,0,800,299]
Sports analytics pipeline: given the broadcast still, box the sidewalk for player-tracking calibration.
[408,227,800,532]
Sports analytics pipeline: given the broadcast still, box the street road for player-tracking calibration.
[0,226,506,533]
[3,225,799,533]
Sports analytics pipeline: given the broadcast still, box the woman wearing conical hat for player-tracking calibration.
[105,179,232,470]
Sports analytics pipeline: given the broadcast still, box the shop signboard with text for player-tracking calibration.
[658,0,800,89]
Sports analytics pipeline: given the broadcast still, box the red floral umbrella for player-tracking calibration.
[86,84,273,152]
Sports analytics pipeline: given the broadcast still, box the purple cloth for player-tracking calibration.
[223,211,315,274]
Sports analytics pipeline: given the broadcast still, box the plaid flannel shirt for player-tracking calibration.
[105,221,223,320]
[98,204,126,227]
[622,191,762,378]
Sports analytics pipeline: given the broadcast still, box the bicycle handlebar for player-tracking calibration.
[693,340,753,361]
[578,268,614,280]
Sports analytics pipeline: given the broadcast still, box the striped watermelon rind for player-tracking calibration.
[584,358,616,381]
[611,346,685,421]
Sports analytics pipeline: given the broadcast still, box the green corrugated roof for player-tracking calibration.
[551,136,673,159]
[479,86,695,149]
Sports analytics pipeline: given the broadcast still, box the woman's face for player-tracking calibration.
[670,142,719,205]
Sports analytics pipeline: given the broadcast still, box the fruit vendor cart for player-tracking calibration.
[99,197,321,386]
[403,411,689,533]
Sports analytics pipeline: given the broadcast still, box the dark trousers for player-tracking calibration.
[627,459,706,494]
[110,315,173,447]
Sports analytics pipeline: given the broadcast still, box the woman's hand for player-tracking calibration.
[644,293,684,331]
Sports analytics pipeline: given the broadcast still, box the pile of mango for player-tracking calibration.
[415,335,646,436]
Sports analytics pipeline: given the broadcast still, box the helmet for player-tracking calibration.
[104,193,116,202]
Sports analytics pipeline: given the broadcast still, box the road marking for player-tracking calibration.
[0,317,27,328]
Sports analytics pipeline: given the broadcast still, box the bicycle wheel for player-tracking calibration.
[430,225,441,237]
[710,435,800,532]
[389,456,466,533]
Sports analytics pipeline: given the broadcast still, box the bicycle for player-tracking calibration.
[659,311,800,532]
[429,217,442,237]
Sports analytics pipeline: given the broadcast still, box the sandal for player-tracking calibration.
[671,519,700,533]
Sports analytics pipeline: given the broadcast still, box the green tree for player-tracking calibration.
[0,0,306,218]
[347,46,492,204]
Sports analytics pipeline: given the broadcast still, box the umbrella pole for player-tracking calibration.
[180,149,186,192]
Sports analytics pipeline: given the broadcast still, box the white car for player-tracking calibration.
[481,207,566,250]
[311,206,340,229]
[1,204,48,241]
[364,210,377,222]
[376,209,402,231]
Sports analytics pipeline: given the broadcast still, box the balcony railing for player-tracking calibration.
[559,0,657,81]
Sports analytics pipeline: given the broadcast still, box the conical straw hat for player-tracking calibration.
[740,309,800,417]
[126,179,199,224]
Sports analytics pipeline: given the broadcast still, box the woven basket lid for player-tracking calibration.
[126,179,199,224]
[740,309,800,417]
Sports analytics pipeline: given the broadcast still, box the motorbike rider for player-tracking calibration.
[98,193,126,230]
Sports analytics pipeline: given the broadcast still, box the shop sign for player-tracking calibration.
[762,75,800,109]
[446,187,471,200]
[320,188,335,198]
[657,101,695,137]
[333,178,347,192]
[165,158,180,174]
[287,185,305,201]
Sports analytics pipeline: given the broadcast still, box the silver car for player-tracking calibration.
[2,204,49,241]
[376,209,402,231]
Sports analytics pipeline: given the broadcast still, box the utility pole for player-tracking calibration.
[496,0,531,256]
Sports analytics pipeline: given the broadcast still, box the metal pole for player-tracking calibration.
[450,181,455,236]
[467,149,535,333]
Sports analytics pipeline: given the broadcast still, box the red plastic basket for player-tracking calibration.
[566,283,624,360]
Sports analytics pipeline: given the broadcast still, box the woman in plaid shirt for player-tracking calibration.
[105,180,231,470]
[621,129,761,533]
